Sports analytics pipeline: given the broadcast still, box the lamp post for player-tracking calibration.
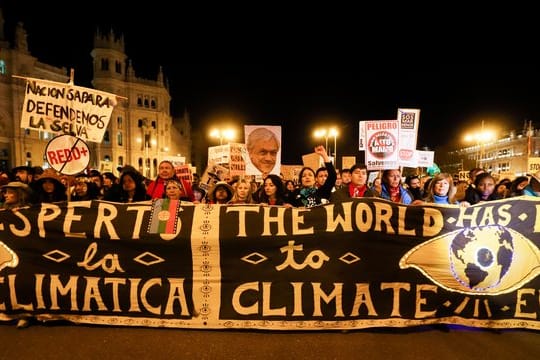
[314,127,339,168]
[210,128,236,145]
[464,120,495,169]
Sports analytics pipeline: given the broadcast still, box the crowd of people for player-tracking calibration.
[1,146,539,213]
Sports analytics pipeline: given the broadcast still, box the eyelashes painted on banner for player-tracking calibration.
[399,225,540,296]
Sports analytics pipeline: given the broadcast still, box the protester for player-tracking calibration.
[191,185,207,204]
[1,181,32,210]
[509,176,530,197]
[415,172,469,206]
[33,168,67,203]
[257,174,291,206]
[466,172,500,204]
[105,168,150,203]
[370,176,382,196]
[147,160,193,201]
[290,145,336,207]
[464,167,485,203]
[228,178,255,204]
[11,165,34,184]
[164,179,185,200]
[379,169,413,204]
[405,175,423,201]
[522,172,540,197]
[208,181,234,204]
[340,168,352,186]
[331,164,376,202]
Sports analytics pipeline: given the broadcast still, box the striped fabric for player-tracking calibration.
[148,198,181,234]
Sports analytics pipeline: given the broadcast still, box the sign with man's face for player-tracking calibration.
[244,125,281,177]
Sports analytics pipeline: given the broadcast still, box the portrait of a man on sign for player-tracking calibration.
[244,125,281,177]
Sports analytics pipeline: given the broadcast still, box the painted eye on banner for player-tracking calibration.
[0,241,19,271]
[399,225,540,295]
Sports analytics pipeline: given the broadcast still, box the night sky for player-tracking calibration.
[2,3,540,165]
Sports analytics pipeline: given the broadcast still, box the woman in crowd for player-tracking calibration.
[379,169,413,204]
[105,169,150,203]
[283,179,296,204]
[164,179,185,200]
[33,168,67,203]
[71,177,101,201]
[370,176,382,196]
[258,174,291,206]
[466,172,500,205]
[291,145,336,208]
[191,185,207,204]
[509,176,529,197]
[416,172,470,207]
[208,181,234,204]
[1,181,32,210]
[405,175,423,201]
[228,178,255,204]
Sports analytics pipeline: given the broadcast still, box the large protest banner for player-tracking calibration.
[0,197,539,330]
[20,77,117,143]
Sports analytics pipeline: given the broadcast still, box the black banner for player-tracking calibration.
[0,197,539,330]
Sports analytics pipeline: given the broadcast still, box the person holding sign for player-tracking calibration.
[291,145,336,208]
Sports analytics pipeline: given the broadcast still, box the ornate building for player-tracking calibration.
[0,10,191,177]
[441,121,540,179]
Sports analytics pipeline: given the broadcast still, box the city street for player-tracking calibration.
[0,320,537,360]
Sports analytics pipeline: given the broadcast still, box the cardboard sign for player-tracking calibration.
[45,134,90,175]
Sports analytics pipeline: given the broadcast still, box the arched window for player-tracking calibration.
[104,155,111,162]
[150,99,156,109]
[117,132,123,146]
[0,60,6,75]
[151,121,156,129]
[144,98,149,108]
[137,97,143,106]
[101,58,109,71]
[118,156,124,167]
[103,131,110,143]
[115,60,122,73]
[117,116,122,129]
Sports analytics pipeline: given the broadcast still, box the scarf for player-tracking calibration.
[299,187,317,207]
[349,183,367,198]
[389,186,401,203]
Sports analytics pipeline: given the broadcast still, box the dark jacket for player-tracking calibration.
[291,162,336,207]
[330,184,377,203]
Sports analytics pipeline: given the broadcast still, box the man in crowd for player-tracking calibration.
[245,127,280,177]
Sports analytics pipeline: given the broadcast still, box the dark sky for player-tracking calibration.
[2,3,540,164]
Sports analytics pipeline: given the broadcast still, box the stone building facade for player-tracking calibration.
[0,11,191,178]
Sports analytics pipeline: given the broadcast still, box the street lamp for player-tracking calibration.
[314,127,339,167]
[464,121,495,169]
[210,128,236,145]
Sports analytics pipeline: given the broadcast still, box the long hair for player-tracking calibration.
[259,174,287,205]
[424,172,457,204]
[230,178,255,204]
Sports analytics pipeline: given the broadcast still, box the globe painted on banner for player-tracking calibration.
[367,131,397,159]
[450,226,514,291]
